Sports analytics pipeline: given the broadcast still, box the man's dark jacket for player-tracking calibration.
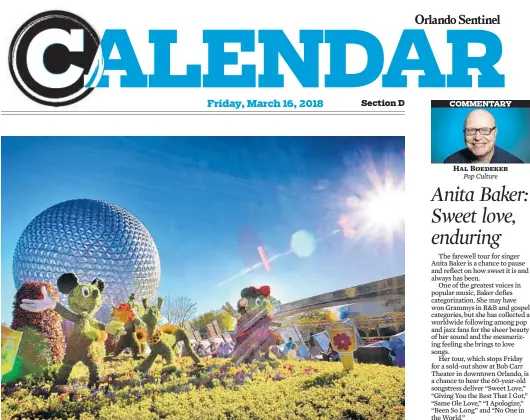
[444,146,524,164]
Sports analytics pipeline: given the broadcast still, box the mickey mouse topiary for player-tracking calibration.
[20,273,125,391]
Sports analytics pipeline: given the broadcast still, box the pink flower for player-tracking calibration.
[332,333,352,351]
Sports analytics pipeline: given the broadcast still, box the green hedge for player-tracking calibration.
[1,357,404,420]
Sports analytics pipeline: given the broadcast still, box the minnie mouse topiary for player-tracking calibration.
[231,285,282,364]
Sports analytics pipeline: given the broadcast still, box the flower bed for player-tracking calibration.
[361,337,391,344]
[1,356,404,420]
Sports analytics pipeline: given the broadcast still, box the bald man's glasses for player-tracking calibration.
[464,126,496,136]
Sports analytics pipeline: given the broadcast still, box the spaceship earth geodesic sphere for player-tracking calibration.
[12,199,161,321]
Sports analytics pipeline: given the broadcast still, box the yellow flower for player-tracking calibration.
[161,324,177,334]
[135,328,147,343]
[97,331,108,343]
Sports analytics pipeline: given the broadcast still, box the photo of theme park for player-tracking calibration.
[1,136,405,420]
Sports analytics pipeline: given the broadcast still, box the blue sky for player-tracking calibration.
[1,136,404,324]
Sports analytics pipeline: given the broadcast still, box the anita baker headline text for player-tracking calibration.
[430,186,528,250]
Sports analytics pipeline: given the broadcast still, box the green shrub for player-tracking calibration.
[1,356,404,420]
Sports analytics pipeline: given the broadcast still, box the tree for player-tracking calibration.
[385,298,403,312]
[191,309,235,332]
[161,295,197,326]
[269,297,282,310]
[295,309,334,325]
[191,311,217,331]
[216,310,235,331]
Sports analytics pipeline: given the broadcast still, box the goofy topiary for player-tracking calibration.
[135,297,203,373]
[19,273,125,391]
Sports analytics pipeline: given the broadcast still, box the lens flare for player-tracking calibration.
[339,157,404,246]
[290,230,316,258]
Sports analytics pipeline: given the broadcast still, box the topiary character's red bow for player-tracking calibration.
[241,285,271,299]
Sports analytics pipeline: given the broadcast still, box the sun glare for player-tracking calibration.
[339,163,405,246]
[364,181,405,232]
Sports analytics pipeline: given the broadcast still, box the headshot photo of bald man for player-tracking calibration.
[444,109,523,163]
[431,103,530,164]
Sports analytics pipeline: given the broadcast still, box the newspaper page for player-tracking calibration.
[0,1,527,419]
[429,100,529,420]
